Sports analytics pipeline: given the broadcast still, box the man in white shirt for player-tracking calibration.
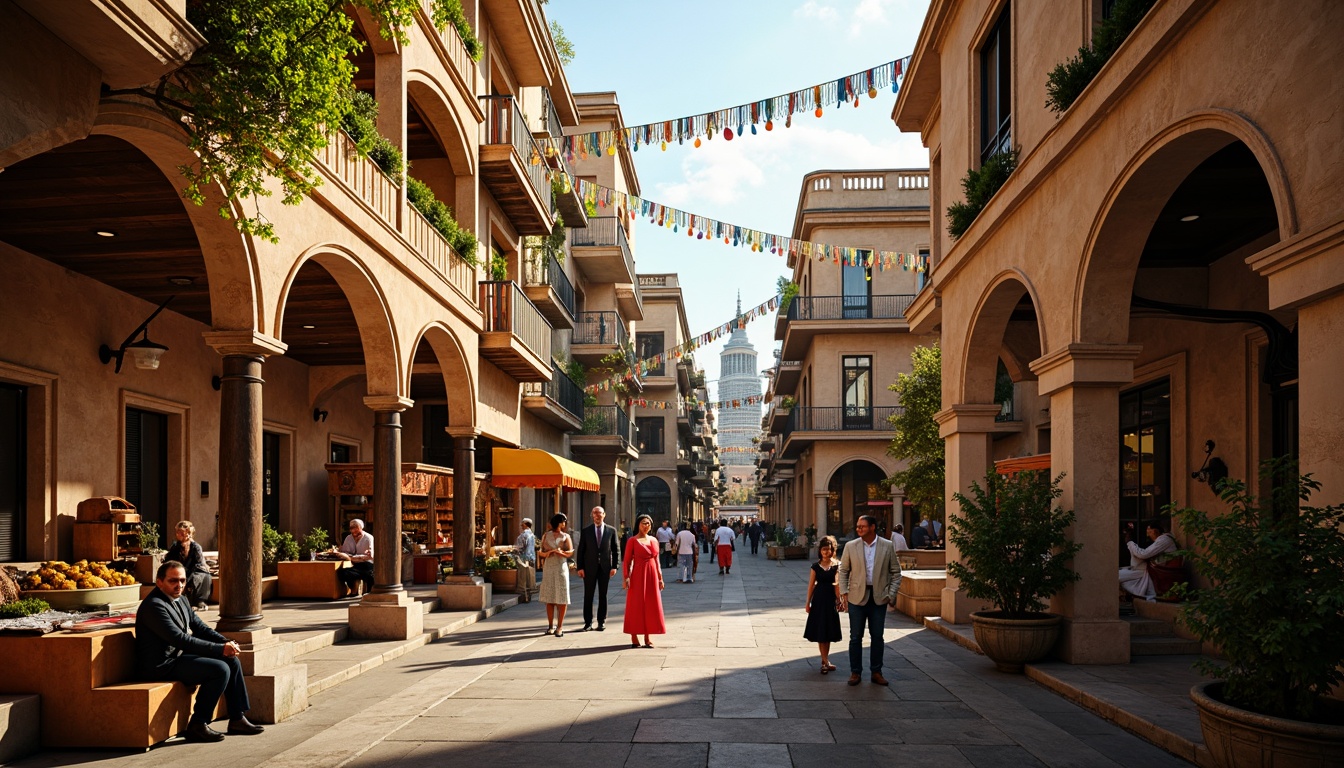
[892,524,910,552]
[674,522,698,583]
[1120,519,1179,601]
[336,518,375,598]
[837,515,902,686]
[655,520,675,568]
[713,519,737,575]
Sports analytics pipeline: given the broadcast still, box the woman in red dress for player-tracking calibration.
[622,514,666,647]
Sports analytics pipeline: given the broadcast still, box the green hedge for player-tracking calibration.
[946,150,1018,240]
[1046,0,1156,114]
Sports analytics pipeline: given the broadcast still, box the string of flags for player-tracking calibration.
[540,58,910,155]
[562,175,931,273]
[585,293,780,395]
[691,394,767,411]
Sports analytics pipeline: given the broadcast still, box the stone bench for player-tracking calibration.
[0,694,39,763]
[895,570,946,620]
[0,627,223,749]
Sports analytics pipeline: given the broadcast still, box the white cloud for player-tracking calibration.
[794,1,839,22]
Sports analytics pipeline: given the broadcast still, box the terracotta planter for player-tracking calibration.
[1191,682,1344,768]
[487,569,518,591]
[784,546,808,559]
[970,611,1062,673]
[766,545,782,559]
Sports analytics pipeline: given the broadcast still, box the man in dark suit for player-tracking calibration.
[135,561,265,742]
[576,505,620,631]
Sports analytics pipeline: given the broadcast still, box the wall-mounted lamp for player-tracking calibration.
[1191,439,1229,489]
[313,408,329,423]
[99,296,173,373]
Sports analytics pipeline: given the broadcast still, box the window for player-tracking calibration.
[636,332,665,376]
[916,247,931,292]
[263,431,281,528]
[842,254,872,318]
[636,416,664,454]
[980,3,1012,163]
[1119,379,1171,565]
[842,356,872,429]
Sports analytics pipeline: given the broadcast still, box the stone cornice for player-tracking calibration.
[201,331,287,358]
[1030,344,1143,396]
[934,403,1004,437]
[363,395,413,413]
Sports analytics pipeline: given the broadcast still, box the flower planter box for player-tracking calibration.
[487,569,518,591]
[784,546,808,559]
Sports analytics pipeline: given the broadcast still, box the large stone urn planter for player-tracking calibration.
[487,569,518,592]
[970,611,1062,673]
[1191,682,1344,768]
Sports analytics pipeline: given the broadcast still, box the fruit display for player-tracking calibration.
[21,560,138,591]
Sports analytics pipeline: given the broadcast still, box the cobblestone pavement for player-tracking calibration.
[14,550,1194,768]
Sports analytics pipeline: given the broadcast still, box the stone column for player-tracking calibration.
[439,428,490,610]
[1031,343,1142,664]
[349,396,422,641]
[1294,292,1344,503]
[203,331,305,723]
[889,485,905,537]
[936,403,1002,623]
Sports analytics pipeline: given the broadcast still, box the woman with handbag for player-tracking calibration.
[538,513,574,636]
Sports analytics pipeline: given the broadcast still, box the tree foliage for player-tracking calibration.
[885,344,944,515]
[1172,458,1344,721]
[947,470,1082,618]
[106,0,478,243]
[550,20,576,66]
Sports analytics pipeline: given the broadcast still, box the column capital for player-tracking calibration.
[1030,343,1143,396]
[934,404,1004,437]
[446,426,481,440]
[363,395,413,413]
[203,330,287,357]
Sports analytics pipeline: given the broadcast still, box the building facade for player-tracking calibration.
[892,0,1344,664]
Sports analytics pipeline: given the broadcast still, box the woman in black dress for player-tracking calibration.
[803,535,843,673]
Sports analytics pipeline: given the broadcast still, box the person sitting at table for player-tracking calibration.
[336,518,375,597]
[166,520,213,610]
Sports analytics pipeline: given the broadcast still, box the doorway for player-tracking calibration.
[0,383,25,561]
[1119,379,1171,564]
[125,407,169,531]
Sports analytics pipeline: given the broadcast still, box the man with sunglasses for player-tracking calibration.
[135,560,265,742]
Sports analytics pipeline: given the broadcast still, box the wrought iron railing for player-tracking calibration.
[523,362,584,422]
[478,280,551,361]
[579,404,631,444]
[523,251,576,318]
[540,87,562,138]
[782,406,903,441]
[785,294,915,322]
[572,310,628,347]
[570,216,634,275]
[480,95,550,204]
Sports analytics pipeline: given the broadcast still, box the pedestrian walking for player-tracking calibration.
[514,518,537,602]
[747,519,763,555]
[655,519,675,568]
[838,515,902,686]
[622,514,666,647]
[674,522,697,583]
[804,535,843,674]
[714,519,735,575]
[538,513,574,636]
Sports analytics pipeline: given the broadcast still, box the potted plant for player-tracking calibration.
[261,522,299,577]
[134,521,168,584]
[947,470,1081,673]
[1171,458,1344,767]
[299,527,332,561]
[483,553,518,591]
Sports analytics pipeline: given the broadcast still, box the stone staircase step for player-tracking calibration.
[1130,636,1202,656]
[1123,616,1174,637]
[0,694,40,764]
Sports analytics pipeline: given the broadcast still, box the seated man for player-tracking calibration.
[135,561,264,742]
[337,518,375,597]
[1119,519,1179,601]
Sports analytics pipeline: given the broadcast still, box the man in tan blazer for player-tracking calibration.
[837,514,902,686]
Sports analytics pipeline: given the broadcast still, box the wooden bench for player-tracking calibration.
[276,560,350,600]
[0,627,222,749]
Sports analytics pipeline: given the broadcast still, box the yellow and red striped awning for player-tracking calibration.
[491,448,600,492]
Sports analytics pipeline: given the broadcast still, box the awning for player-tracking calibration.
[491,448,601,492]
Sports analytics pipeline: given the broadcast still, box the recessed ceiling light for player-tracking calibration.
[1180,214,1200,222]
[302,324,316,329]
[317,341,329,346]
[95,230,116,237]
[167,276,194,286]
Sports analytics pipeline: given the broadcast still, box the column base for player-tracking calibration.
[941,587,991,623]
[1056,616,1130,664]
[436,576,492,611]
[240,663,309,724]
[349,592,425,641]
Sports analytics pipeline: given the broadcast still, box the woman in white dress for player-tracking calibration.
[538,512,574,636]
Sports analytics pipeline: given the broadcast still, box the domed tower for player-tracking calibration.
[718,293,761,467]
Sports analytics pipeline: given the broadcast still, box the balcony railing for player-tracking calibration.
[407,203,476,301]
[579,404,631,443]
[782,406,903,440]
[481,95,550,203]
[572,310,628,347]
[786,294,916,321]
[523,251,576,317]
[478,280,551,360]
[570,216,635,275]
[523,362,585,422]
[418,0,477,90]
[540,87,562,138]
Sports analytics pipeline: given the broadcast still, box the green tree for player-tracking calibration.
[550,20,576,66]
[885,344,944,515]
[104,0,479,243]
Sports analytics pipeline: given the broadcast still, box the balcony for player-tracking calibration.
[571,310,629,365]
[780,294,915,359]
[545,150,589,229]
[483,0,552,85]
[522,251,576,329]
[570,217,635,284]
[775,360,802,394]
[480,95,553,236]
[614,282,644,321]
[571,404,639,460]
[522,362,585,431]
[780,405,903,457]
[416,0,477,103]
[676,449,694,477]
[478,281,552,381]
[769,403,792,434]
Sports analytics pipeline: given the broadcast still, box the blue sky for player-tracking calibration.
[546,0,932,398]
